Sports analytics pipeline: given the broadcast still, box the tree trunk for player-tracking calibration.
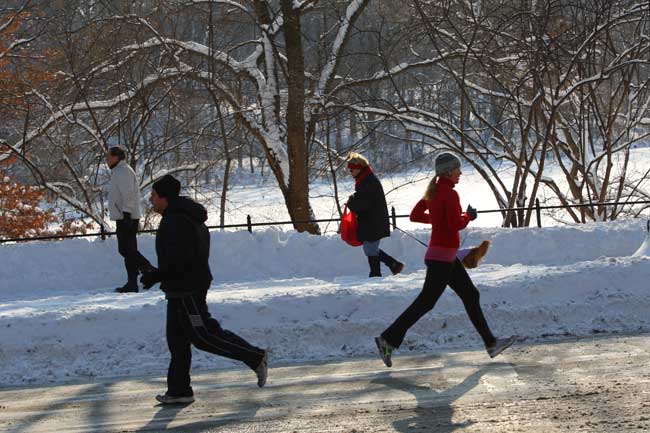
[216,103,231,229]
[280,0,320,234]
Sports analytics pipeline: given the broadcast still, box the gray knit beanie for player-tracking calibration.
[435,152,461,176]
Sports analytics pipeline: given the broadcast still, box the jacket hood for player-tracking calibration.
[167,196,208,223]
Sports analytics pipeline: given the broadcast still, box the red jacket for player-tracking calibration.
[410,177,471,262]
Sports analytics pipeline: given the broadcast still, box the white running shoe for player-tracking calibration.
[487,336,516,358]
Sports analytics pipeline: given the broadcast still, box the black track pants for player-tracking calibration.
[166,291,265,396]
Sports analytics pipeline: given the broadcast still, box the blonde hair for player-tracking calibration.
[346,152,369,168]
[424,176,439,200]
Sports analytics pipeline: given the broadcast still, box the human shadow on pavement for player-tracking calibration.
[3,383,109,433]
[135,390,261,432]
[135,401,193,432]
[371,362,509,433]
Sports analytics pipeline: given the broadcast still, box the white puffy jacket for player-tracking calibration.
[108,161,142,220]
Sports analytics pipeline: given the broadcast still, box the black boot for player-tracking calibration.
[379,250,404,275]
[116,267,139,293]
[115,281,138,293]
[368,256,382,278]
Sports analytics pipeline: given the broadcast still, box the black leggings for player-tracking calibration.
[381,258,496,349]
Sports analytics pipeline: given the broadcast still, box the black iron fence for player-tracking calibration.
[2,198,650,244]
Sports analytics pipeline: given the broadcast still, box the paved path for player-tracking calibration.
[2,334,650,432]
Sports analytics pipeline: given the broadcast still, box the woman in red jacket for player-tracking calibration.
[375,152,514,367]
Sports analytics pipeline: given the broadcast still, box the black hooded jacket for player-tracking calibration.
[347,170,391,242]
[156,196,213,297]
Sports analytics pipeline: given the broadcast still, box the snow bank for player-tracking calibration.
[0,219,645,296]
[0,219,649,387]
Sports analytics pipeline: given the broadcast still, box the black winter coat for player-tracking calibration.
[347,170,391,242]
[156,196,213,298]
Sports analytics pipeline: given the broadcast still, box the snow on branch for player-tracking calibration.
[141,164,203,190]
[38,97,107,155]
[0,138,104,224]
[188,0,250,14]
[0,37,36,61]
[331,51,465,96]
[293,0,320,11]
[43,182,99,219]
[557,3,650,91]
[188,65,290,181]
[344,104,460,146]
[84,14,268,86]
[116,37,260,81]
[257,29,290,183]
[316,0,369,100]
[0,67,189,163]
[0,2,29,34]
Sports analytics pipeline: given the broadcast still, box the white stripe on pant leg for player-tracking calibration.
[181,297,264,358]
[188,297,264,356]
[181,298,234,357]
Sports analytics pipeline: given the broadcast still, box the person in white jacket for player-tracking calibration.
[107,146,152,293]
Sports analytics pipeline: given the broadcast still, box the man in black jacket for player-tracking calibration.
[141,174,268,404]
[346,153,404,278]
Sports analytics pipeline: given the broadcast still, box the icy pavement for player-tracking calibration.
[2,333,650,432]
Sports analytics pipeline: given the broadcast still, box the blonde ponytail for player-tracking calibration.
[424,176,439,200]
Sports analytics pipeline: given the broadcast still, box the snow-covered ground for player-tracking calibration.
[2,149,650,387]
[1,217,650,387]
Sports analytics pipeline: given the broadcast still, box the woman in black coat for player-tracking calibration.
[346,152,404,277]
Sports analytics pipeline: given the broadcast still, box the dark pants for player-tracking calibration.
[116,218,150,282]
[166,290,265,396]
[381,258,496,349]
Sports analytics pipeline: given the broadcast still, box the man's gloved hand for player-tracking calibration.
[140,268,161,290]
[466,204,478,221]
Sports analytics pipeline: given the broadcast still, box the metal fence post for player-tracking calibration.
[536,198,542,228]
[100,224,106,241]
[391,206,397,229]
[247,215,252,233]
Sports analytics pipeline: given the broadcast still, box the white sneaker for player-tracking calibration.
[487,336,516,358]
[256,352,268,388]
